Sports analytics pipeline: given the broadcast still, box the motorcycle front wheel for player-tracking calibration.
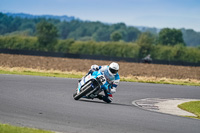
[73,80,93,100]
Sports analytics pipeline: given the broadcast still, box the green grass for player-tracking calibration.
[120,77,200,86]
[0,123,53,133]
[0,69,200,86]
[0,69,83,79]
[178,101,200,119]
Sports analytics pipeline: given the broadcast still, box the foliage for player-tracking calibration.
[151,44,200,63]
[1,35,200,63]
[36,20,58,51]
[1,12,200,64]
[68,41,139,58]
[183,47,200,63]
[0,35,38,50]
[0,13,38,35]
[1,12,200,46]
[181,29,200,47]
[54,39,74,53]
[0,13,141,42]
[159,28,185,46]
[110,31,122,41]
[136,32,155,58]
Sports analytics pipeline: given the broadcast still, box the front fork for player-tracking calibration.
[86,86,102,99]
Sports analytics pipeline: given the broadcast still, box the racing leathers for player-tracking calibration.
[89,64,120,103]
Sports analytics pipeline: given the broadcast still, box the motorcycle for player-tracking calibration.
[73,70,109,100]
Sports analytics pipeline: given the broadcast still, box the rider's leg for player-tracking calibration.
[97,90,113,103]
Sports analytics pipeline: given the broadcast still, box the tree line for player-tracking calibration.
[0,35,200,63]
[0,12,200,64]
[0,12,140,42]
[1,12,200,47]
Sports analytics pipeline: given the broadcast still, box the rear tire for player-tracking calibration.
[73,81,93,100]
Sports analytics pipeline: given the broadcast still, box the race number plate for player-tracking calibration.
[97,75,106,85]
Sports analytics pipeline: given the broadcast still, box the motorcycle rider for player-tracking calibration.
[88,62,120,103]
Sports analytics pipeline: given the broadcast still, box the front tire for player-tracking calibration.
[73,81,93,100]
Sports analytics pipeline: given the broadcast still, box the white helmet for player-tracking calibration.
[108,62,119,75]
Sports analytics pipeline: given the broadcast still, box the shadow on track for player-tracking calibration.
[79,99,133,107]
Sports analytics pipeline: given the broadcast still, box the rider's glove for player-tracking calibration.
[91,65,99,71]
[110,87,116,94]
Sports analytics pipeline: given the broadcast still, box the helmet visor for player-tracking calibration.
[109,67,118,75]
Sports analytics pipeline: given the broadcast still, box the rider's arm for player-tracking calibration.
[99,65,107,72]
[87,64,99,75]
[90,65,108,73]
[110,75,120,94]
[90,64,99,71]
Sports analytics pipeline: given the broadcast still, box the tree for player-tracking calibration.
[59,21,71,39]
[0,24,7,34]
[181,29,200,47]
[36,20,58,51]
[92,27,110,41]
[126,27,141,42]
[110,31,122,41]
[158,28,185,46]
[136,32,154,58]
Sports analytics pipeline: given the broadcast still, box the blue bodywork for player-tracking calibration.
[77,70,111,93]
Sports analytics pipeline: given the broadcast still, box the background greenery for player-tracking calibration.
[1,12,200,47]
[0,12,200,64]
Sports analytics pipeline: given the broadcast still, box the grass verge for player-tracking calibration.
[0,66,199,86]
[178,101,200,119]
[0,123,53,133]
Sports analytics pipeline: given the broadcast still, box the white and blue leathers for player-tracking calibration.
[98,65,120,94]
[90,64,120,103]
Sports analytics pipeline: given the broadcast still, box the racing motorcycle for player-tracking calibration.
[73,70,108,100]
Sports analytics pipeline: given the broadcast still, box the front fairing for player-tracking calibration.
[77,71,110,92]
[92,71,110,90]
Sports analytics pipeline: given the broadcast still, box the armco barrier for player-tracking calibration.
[0,49,200,66]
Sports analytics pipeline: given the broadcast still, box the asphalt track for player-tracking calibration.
[0,74,200,133]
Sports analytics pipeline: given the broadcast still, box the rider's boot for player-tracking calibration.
[96,94,104,100]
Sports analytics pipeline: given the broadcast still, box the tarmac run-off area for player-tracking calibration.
[133,98,199,117]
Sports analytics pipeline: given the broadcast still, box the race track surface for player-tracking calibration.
[0,74,200,133]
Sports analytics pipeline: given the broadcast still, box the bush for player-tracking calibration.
[0,35,200,64]
[151,44,200,63]
[0,35,38,50]
[69,41,139,58]
[183,47,200,63]
[54,39,74,53]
